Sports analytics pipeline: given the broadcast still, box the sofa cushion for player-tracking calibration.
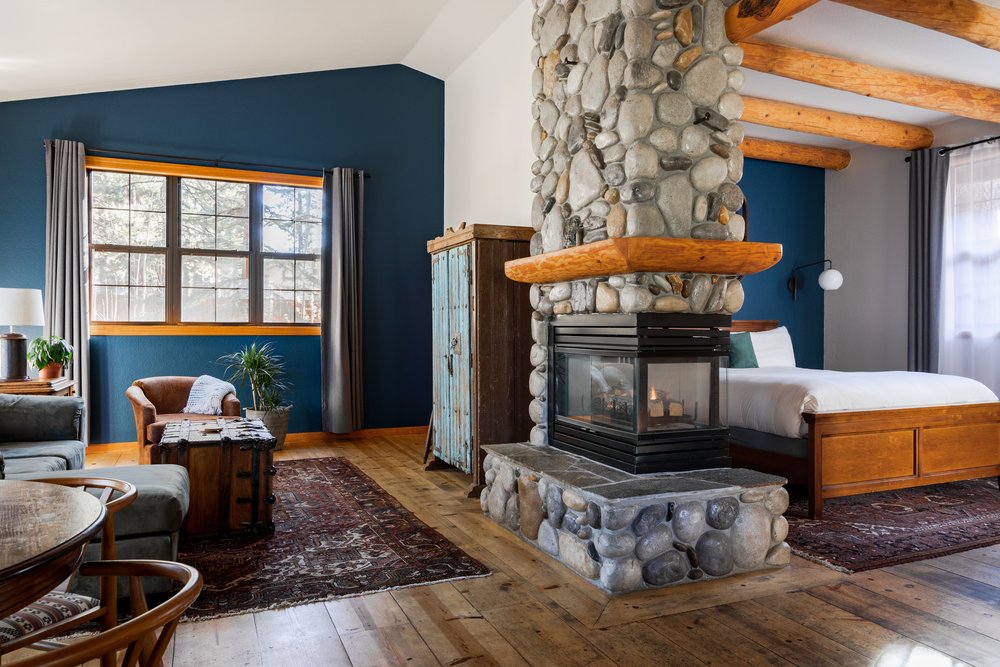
[146,413,218,444]
[0,394,85,442]
[16,464,190,538]
[3,456,68,476]
[0,440,86,470]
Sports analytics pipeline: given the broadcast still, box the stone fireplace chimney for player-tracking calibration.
[525,0,752,448]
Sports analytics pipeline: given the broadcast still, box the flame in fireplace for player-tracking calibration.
[649,386,658,401]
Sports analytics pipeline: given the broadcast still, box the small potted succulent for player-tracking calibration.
[28,336,74,379]
[217,341,292,450]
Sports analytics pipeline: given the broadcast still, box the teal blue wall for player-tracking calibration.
[0,65,443,442]
[740,158,826,369]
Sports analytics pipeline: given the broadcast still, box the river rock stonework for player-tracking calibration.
[528,0,746,446]
[481,445,791,593]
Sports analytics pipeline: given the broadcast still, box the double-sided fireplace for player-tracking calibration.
[549,313,731,474]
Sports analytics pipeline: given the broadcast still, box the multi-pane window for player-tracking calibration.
[88,169,322,325]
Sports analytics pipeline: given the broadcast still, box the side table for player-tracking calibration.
[0,377,76,396]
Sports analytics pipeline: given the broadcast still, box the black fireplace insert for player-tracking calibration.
[548,312,731,474]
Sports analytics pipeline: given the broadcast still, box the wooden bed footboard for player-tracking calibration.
[805,402,1000,519]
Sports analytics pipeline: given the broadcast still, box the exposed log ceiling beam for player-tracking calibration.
[741,39,1000,123]
[742,96,934,149]
[741,137,852,170]
[832,0,1000,52]
[725,0,821,42]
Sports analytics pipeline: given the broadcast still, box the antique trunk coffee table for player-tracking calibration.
[158,418,276,536]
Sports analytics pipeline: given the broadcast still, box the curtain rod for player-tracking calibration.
[84,146,371,178]
[904,134,1000,162]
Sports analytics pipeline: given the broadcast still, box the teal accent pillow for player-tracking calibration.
[730,332,759,368]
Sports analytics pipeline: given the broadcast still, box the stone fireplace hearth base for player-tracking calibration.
[481,443,790,594]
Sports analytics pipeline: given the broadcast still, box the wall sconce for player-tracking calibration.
[787,260,843,301]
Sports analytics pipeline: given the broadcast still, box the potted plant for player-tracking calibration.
[27,336,74,380]
[217,341,292,450]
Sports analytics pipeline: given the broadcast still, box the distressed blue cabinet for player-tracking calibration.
[428,224,535,492]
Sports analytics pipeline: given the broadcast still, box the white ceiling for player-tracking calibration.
[2,0,999,148]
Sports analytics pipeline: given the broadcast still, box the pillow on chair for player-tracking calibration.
[182,375,237,416]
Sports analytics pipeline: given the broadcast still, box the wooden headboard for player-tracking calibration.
[728,320,778,332]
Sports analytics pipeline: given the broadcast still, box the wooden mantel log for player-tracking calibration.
[741,137,852,170]
[503,237,782,284]
[741,39,1000,124]
[725,0,821,42]
[742,96,934,150]
[832,0,1000,53]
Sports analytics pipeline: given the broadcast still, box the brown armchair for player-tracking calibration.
[126,376,240,464]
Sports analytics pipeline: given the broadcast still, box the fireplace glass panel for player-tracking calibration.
[554,352,727,435]
[556,353,637,431]
[645,358,727,433]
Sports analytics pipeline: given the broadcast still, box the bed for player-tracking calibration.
[727,320,1000,519]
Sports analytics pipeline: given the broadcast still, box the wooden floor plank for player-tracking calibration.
[809,582,1000,666]
[65,434,1000,666]
[480,600,615,666]
[850,569,1000,641]
[251,602,352,667]
[712,599,871,667]
[644,608,794,666]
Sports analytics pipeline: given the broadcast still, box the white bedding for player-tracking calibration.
[727,367,999,438]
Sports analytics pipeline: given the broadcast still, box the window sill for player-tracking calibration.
[89,323,321,336]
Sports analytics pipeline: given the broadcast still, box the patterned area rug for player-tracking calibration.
[786,477,1000,573]
[177,457,490,619]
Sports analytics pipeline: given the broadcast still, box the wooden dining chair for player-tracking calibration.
[0,477,137,663]
[5,559,202,667]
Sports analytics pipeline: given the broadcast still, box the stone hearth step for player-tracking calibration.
[481,443,790,594]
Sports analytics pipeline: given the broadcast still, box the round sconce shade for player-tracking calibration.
[818,268,844,291]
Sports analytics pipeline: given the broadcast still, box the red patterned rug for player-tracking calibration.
[786,477,1000,573]
[177,457,490,619]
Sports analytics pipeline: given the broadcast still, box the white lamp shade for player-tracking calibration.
[818,268,844,291]
[0,288,44,326]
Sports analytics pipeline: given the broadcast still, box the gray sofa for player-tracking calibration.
[0,394,190,596]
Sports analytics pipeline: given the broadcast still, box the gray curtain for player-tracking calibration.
[907,147,950,373]
[321,168,365,433]
[43,139,90,429]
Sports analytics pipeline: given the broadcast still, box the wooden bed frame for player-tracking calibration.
[726,320,1000,519]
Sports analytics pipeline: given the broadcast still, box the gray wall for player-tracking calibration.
[824,117,1000,371]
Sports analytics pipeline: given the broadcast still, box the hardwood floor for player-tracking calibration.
[18,433,1000,666]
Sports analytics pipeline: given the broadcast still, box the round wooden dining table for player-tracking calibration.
[0,479,106,618]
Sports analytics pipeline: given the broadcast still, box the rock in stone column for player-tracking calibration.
[672,501,706,543]
[602,505,638,531]
[581,54,610,113]
[519,476,544,540]
[559,532,601,579]
[656,174,693,237]
[569,150,604,210]
[772,515,789,543]
[724,279,744,313]
[595,530,637,559]
[538,520,560,556]
[635,524,674,561]
[596,282,620,312]
[530,424,547,445]
[618,93,655,145]
[766,542,791,566]
[654,295,690,313]
[620,285,654,312]
[731,503,771,569]
[505,493,520,531]
[642,549,688,586]
[487,485,509,523]
[765,487,790,515]
[632,504,668,536]
[695,530,734,576]
[546,485,566,527]
[601,557,643,593]
[563,489,588,512]
[705,496,740,530]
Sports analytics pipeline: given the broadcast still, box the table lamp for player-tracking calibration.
[0,288,45,381]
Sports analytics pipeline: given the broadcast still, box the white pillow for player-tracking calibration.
[749,327,797,367]
[183,375,237,415]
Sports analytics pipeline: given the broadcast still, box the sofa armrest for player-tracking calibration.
[0,394,86,442]
[222,392,241,417]
[126,385,157,446]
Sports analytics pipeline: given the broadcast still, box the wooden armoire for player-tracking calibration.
[427,223,535,494]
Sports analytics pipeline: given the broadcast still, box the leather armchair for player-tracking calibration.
[127,376,240,464]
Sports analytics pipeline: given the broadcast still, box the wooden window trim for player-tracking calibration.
[90,323,320,336]
[87,158,324,331]
[85,156,323,188]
